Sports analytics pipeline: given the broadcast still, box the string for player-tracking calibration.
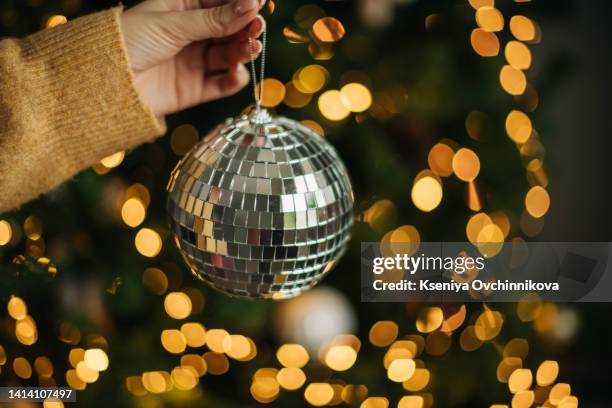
[248,22,267,112]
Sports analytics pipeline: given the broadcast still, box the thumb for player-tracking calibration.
[166,0,263,43]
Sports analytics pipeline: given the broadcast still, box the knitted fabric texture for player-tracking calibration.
[0,7,166,212]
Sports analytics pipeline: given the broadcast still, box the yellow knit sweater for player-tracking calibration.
[0,7,166,213]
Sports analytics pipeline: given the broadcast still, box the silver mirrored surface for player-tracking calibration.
[167,111,354,299]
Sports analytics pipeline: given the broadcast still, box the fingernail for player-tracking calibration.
[246,40,261,53]
[234,0,258,14]
[249,16,264,36]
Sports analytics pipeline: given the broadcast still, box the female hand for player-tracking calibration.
[121,0,266,117]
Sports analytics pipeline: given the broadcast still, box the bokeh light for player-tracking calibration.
[312,17,346,42]
[506,110,533,143]
[283,26,309,44]
[512,390,535,407]
[33,356,53,377]
[525,186,550,218]
[134,228,162,257]
[142,267,168,295]
[398,395,424,408]
[205,329,231,353]
[505,41,532,70]
[369,321,399,347]
[503,338,529,360]
[476,223,505,257]
[277,344,309,368]
[453,148,480,182]
[164,292,192,319]
[284,81,312,108]
[416,307,444,333]
[549,383,571,405]
[171,366,198,390]
[15,316,38,345]
[181,354,207,377]
[302,120,325,136]
[295,65,328,93]
[142,371,168,393]
[500,65,527,95]
[475,7,504,32]
[121,198,146,228]
[363,199,397,233]
[428,143,455,177]
[170,124,199,155]
[45,15,67,28]
[325,345,357,371]
[387,225,421,256]
[508,368,533,393]
[474,309,504,341]
[24,216,42,240]
[460,326,483,351]
[13,357,32,379]
[76,361,99,383]
[180,322,206,347]
[99,151,125,169]
[318,90,350,121]
[466,212,493,243]
[66,369,87,390]
[403,368,430,392]
[258,78,286,108]
[8,296,27,320]
[361,397,389,408]
[468,0,494,9]
[161,329,187,354]
[0,220,12,245]
[84,349,109,372]
[510,15,539,42]
[304,383,335,406]
[340,83,372,112]
[426,331,452,356]
[251,376,280,403]
[470,28,500,57]
[203,352,229,375]
[387,358,416,382]
[226,335,253,360]
[411,176,443,212]
[536,360,559,386]
[497,357,522,383]
[277,367,306,390]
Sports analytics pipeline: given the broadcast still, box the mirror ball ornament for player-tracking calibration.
[167,109,354,299]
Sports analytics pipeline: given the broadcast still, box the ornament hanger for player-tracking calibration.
[248,20,267,115]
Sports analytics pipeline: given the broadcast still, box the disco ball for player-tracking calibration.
[167,109,354,300]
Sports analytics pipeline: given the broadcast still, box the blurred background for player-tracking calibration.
[1,0,611,407]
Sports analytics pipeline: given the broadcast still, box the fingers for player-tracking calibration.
[200,64,250,102]
[168,0,265,42]
[204,16,264,71]
[206,39,261,72]
[133,0,228,12]
[209,15,265,45]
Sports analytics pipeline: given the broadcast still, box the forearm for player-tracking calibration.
[0,7,165,213]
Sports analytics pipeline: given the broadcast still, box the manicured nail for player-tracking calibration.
[249,16,264,36]
[241,39,260,56]
[245,40,262,53]
[234,0,258,14]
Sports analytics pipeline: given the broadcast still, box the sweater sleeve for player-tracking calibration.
[0,7,166,213]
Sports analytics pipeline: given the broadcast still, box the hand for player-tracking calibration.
[120,0,266,117]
